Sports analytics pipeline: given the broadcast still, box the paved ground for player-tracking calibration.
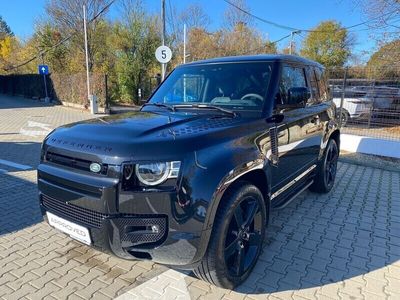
[0,94,399,300]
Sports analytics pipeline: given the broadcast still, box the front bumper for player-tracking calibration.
[38,163,210,267]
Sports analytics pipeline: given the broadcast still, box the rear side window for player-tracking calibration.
[315,68,329,101]
[307,67,320,102]
[279,65,307,105]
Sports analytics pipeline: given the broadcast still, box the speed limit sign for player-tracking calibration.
[155,45,172,63]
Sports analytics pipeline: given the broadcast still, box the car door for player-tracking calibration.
[270,64,324,191]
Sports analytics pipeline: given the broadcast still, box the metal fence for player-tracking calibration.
[328,67,400,141]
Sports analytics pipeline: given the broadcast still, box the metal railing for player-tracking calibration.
[328,66,400,141]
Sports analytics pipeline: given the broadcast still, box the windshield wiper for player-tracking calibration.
[172,104,236,117]
[142,102,175,112]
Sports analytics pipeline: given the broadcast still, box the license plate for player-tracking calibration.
[47,212,91,245]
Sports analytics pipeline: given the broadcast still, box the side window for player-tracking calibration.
[315,68,329,101]
[308,67,320,102]
[279,65,307,105]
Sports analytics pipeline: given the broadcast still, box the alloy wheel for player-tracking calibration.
[224,197,263,277]
[325,141,339,186]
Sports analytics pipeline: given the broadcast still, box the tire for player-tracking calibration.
[309,138,339,193]
[193,182,266,289]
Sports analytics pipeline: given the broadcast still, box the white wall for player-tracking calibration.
[341,134,400,159]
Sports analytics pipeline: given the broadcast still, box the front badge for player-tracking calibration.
[90,162,101,173]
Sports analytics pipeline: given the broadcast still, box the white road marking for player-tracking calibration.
[19,121,52,137]
[115,269,192,300]
[0,159,32,170]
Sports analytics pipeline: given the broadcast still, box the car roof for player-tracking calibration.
[181,54,324,69]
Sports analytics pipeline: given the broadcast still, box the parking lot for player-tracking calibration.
[0,94,399,300]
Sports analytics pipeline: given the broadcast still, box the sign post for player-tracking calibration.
[155,45,172,82]
[161,0,166,80]
[38,64,50,103]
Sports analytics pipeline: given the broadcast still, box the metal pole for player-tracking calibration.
[339,67,348,128]
[105,74,109,111]
[83,5,91,103]
[161,0,166,81]
[289,30,300,55]
[367,80,375,129]
[41,53,49,102]
[183,23,186,64]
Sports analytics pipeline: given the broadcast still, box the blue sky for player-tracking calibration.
[0,0,383,62]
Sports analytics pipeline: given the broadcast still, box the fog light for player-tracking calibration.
[151,225,160,233]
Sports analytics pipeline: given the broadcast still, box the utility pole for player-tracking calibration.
[161,0,166,80]
[183,23,186,64]
[83,4,96,114]
[289,30,300,55]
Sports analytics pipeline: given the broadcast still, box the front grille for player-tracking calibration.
[46,151,108,175]
[42,194,168,246]
[42,194,108,228]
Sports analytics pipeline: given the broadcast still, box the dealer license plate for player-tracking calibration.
[47,212,91,245]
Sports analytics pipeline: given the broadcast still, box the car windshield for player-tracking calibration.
[148,62,274,112]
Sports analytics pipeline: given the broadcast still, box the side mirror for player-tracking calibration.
[287,87,310,106]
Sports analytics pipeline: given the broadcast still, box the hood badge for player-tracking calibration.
[90,163,102,173]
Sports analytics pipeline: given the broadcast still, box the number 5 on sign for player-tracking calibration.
[155,46,172,64]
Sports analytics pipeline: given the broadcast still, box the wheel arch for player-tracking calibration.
[210,168,271,229]
[329,129,341,150]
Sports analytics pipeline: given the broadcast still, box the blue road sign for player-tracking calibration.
[38,65,49,75]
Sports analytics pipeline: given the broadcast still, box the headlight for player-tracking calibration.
[135,161,181,186]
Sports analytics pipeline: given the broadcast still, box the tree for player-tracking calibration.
[179,3,210,30]
[187,28,222,60]
[300,21,352,67]
[32,23,69,73]
[366,39,400,78]
[223,0,253,29]
[112,0,161,103]
[45,0,110,72]
[166,2,211,65]
[184,1,273,62]
[356,0,400,44]
[220,22,269,56]
[0,16,17,73]
[0,16,13,39]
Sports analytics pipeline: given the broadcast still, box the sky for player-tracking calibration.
[0,0,386,62]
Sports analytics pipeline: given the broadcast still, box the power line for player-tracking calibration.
[222,0,399,33]
[222,0,298,31]
[4,0,116,72]
[240,33,292,55]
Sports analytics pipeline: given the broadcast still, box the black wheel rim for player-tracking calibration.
[224,197,263,277]
[325,142,338,186]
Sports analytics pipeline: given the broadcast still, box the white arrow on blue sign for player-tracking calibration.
[38,65,49,75]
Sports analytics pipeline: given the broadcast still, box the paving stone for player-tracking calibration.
[1,95,400,300]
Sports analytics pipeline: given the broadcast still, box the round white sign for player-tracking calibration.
[155,45,172,63]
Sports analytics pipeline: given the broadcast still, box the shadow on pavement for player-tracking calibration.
[0,93,57,110]
[0,141,43,235]
[0,171,43,236]
[0,141,42,170]
[237,161,399,294]
[184,161,400,295]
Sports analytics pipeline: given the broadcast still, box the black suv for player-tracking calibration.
[38,55,339,288]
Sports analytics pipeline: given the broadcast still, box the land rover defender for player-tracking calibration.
[38,55,340,288]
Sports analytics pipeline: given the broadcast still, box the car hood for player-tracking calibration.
[44,110,253,164]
